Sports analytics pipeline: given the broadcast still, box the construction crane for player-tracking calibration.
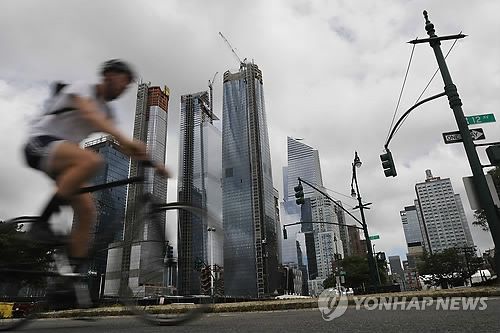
[208,71,218,120]
[219,32,246,68]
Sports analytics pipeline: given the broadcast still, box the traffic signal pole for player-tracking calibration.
[410,11,499,266]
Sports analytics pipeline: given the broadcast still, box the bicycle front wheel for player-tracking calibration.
[118,201,214,326]
[0,218,45,331]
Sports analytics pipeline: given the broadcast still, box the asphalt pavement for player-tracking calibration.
[11,297,500,333]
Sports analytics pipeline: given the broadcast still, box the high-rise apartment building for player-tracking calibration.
[104,82,170,297]
[222,63,279,297]
[177,90,222,295]
[310,197,344,279]
[81,136,129,299]
[414,170,474,254]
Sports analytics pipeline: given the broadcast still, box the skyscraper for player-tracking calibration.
[222,63,279,297]
[281,137,324,281]
[281,137,345,289]
[110,82,170,297]
[178,90,222,295]
[400,205,425,269]
[310,196,344,279]
[82,136,129,299]
[414,170,474,254]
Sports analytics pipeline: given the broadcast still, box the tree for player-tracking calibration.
[472,166,500,232]
[418,247,482,289]
[323,255,390,289]
[0,221,53,294]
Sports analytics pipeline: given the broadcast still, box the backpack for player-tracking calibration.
[48,81,75,115]
[52,81,68,96]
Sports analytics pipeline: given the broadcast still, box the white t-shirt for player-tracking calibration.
[28,81,115,144]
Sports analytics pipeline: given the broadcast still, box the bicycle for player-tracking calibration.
[0,161,213,330]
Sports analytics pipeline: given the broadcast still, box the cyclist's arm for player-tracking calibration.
[71,95,128,144]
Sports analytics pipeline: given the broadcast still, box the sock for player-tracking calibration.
[39,193,70,224]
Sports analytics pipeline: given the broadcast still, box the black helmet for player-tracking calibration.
[101,59,136,82]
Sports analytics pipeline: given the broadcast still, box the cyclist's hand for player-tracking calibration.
[154,164,171,178]
[122,140,147,159]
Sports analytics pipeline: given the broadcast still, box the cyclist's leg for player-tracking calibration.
[47,142,102,257]
[49,142,103,198]
[69,193,95,258]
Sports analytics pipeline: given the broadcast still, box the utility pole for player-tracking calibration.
[410,11,500,269]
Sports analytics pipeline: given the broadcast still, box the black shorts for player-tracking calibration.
[24,135,64,179]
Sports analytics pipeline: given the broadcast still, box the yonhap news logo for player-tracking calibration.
[317,293,488,321]
[317,287,348,321]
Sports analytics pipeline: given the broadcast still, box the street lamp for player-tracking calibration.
[351,151,378,290]
[207,227,216,297]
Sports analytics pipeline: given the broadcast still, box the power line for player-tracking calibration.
[385,40,417,143]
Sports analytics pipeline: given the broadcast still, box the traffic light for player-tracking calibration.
[294,183,305,205]
[486,145,500,166]
[380,150,397,177]
[375,252,386,262]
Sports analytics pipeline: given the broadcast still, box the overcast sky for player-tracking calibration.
[1,0,499,260]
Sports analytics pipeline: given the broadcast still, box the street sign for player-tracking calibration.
[466,114,496,125]
[369,235,380,240]
[442,128,485,144]
[340,271,346,276]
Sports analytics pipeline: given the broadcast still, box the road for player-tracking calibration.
[12,297,500,333]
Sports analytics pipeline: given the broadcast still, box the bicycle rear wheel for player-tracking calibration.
[117,201,214,326]
[0,217,45,331]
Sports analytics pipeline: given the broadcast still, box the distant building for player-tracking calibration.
[348,227,366,257]
[82,136,129,299]
[389,255,404,276]
[414,170,474,254]
[400,206,425,270]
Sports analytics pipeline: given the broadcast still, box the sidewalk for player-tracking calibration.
[39,286,499,318]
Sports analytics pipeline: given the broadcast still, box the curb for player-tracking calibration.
[36,287,499,318]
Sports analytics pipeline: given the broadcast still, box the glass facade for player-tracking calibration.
[81,137,129,299]
[222,63,279,297]
[281,137,346,287]
[178,91,222,295]
[400,206,424,246]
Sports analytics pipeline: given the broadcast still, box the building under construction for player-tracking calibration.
[177,90,222,296]
[222,62,279,297]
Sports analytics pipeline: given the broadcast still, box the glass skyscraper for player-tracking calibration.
[281,137,345,287]
[178,91,222,295]
[222,63,279,297]
[81,136,129,299]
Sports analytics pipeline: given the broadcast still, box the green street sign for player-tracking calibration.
[466,114,496,125]
[369,235,380,240]
[340,271,346,276]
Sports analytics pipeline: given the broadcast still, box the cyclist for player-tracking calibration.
[24,59,169,269]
